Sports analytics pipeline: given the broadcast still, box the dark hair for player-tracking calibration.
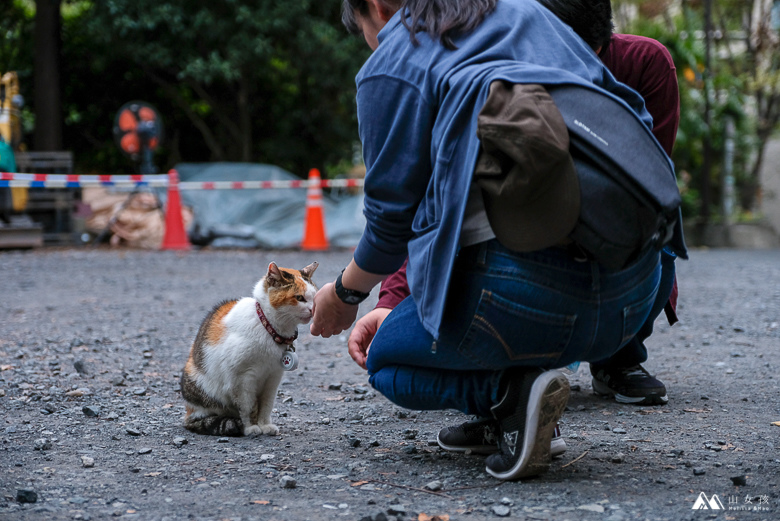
[535,0,614,51]
[342,0,499,50]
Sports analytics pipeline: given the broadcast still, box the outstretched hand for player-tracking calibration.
[310,282,359,338]
[348,307,391,370]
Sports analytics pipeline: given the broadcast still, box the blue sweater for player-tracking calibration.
[352,0,653,338]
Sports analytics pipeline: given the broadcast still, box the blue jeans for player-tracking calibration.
[590,248,676,370]
[366,239,661,418]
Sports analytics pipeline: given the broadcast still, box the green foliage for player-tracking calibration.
[48,1,370,176]
[620,10,756,222]
[0,2,34,78]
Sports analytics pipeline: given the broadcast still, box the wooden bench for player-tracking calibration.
[15,151,76,243]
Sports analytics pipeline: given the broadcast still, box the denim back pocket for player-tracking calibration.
[456,289,576,370]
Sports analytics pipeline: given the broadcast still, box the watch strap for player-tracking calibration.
[334,270,370,305]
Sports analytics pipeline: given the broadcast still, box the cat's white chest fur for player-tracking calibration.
[180,261,318,437]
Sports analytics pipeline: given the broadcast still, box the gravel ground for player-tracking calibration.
[1,247,779,521]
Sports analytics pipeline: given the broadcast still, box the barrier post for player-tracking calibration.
[301,168,329,251]
[161,169,191,250]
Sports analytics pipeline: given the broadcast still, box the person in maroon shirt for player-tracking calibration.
[348,0,681,445]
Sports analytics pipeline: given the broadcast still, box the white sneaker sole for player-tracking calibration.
[592,378,668,405]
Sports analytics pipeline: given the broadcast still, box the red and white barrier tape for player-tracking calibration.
[0,172,364,190]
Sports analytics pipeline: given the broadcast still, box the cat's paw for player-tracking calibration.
[243,425,263,436]
[259,423,279,436]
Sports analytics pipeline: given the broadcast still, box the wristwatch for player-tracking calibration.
[334,270,370,305]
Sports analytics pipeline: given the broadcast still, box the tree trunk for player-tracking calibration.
[238,77,252,162]
[33,0,62,151]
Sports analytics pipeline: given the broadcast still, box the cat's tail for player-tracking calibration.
[184,415,244,437]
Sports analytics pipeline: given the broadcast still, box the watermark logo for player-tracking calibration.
[692,492,771,512]
[693,492,724,510]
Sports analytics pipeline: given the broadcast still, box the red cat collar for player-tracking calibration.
[256,301,298,346]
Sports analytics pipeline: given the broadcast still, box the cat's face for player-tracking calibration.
[259,262,318,323]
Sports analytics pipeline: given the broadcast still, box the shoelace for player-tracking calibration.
[623,366,649,378]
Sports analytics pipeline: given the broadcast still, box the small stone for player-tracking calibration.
[321,417,330,425]
[578,504,605,513]
[403,429,418,440]
[138,447,153,455]
[349,438,361,448]
[612,427,627,434]
[126,427,142,436]
[611,452,626,463]
[424,480,443,491]
[16,489,38,503]
[260,454,275,461]
[132,387,147,396]
[82,405,100,417]
[328,383,343,391]
[500,497,514,506]
[730,475,747,486]
[73,360,88,374]
[280,475,297,489]
[387,505,407,516]
[81,456,95,468]
[693,468,706,476]
[0,389,6,397]
[217,437,230,443]
[34,438,52,451]
[173,437,188,447]
[491,505,511,517]
[110,376,125,386]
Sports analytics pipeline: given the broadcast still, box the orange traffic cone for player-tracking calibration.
[161,169,191,250]
[301,168,329,251]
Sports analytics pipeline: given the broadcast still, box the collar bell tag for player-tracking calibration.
[280,348,299,371]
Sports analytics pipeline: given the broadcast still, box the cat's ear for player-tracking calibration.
[300,261,318,281]
[266,262,285,287]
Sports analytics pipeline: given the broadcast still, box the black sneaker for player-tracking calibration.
[591,364,668,405]
[437,418,499,454]
[437,419,567,457]
[485,368,569,480]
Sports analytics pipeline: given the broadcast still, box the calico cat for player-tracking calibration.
[180,261,318,436]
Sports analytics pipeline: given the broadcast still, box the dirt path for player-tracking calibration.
[1,247,778,521]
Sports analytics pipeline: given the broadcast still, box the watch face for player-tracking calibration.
[343,294,363,305]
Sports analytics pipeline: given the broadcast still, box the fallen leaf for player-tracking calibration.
[683,408,709,413]
[126,510,136,514]
[162,403,174,409]
[419,514,450,521]
[250,500,270,505]
[771,421,780,427]
[351,481,369,487]
[145,472,161,477]
[0,365,12,371]
[325,396,344,401]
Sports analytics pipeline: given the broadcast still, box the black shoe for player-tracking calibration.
[437,418,500,454]
[485,368,569,480]
[591,364,668,405]
[437,419,567,457]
